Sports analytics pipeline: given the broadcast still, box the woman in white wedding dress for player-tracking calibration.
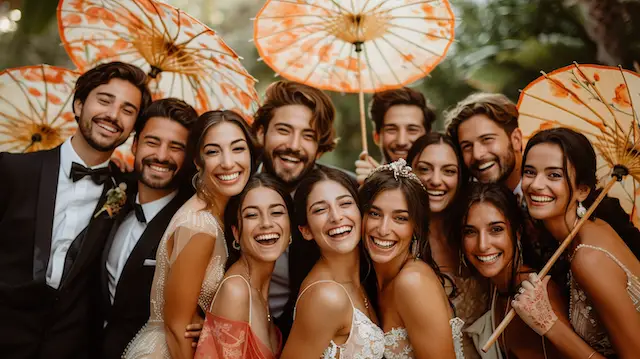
[123,110,258,359]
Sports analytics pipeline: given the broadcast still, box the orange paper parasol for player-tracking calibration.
[483,63,640,351]
[0,65,79,152]
[58,0,259,121]
[253,0,455,151]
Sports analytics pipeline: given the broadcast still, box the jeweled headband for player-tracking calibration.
[365,158,427,192]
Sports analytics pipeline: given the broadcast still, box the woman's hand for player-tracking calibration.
[512,273,558,336]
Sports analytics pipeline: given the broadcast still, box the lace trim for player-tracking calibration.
[569,244,640,356]
[383,319,466,359]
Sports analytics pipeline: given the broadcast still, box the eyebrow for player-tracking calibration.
[524,164,563,171]
[242,203,286,212]
[370,205,408,214]
[96,92,139,112]
[143,135,186,147]
[310,194,353,208]
[489,221,506,226]
[203,138,247,149]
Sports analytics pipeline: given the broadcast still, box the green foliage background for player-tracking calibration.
[1,0,639,171]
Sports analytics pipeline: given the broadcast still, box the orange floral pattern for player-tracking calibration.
[518,64,640,225]
[58,0,259,121]
[0,65,79,153]
[254,0,455,93]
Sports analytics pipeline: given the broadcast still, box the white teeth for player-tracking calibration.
[149,165,170,172]
[476,253,501,263]
[280,155,300,163]
[372,238,395,249]
[255,233,280,241]
[217,172,240,181]
[478,161,495,170]
[531,195,554,203]
[427,190,445,196]
[328,226,352,236]
[97,122,118,133]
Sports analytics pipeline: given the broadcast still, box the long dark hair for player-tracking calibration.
[523,127,640,262]
[407,133,470,243]
[188,110,260,212]
[223,173,294,270]
[359,168,451,310]
[458,183,538,295]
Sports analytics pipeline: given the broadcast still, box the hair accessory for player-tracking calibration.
[366,158,426,191]
[576,201,587,218]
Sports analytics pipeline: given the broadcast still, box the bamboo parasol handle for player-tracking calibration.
[481,176,619,353]
[356,45,368,153]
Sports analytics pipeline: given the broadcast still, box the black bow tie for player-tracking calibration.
[133,203,147,223]
[70,162,111,185]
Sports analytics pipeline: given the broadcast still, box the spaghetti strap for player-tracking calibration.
[572,244,635,277]
[210,274,253,325]
[294,280,355,319]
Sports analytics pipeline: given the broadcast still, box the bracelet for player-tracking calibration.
[587,350,597,359]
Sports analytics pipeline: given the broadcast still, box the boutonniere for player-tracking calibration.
[94,183,128,218]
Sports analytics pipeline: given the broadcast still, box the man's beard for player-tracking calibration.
[77,114,126,152]
[471,143,517,184]
[262,148,314,188]
[136,157,180,190]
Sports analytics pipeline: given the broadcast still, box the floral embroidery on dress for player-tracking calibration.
[383,318,466,359]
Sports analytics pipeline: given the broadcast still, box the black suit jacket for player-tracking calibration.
[0,148,121,359]
[99,187,190,359]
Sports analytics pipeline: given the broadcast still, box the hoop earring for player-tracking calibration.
[232,239,241,250]
[459,250,468,273]
[289,235,292,245]
[576,201,587,218]
[191,172,199,190]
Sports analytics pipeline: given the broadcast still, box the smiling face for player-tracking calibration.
[364,188,414,265]
[200,121,252,198]
[412,142,459,213]
[259,104,319,186]
[74,78,142,152]
[458,114,519,184]
[522,142,584,222]
[462,201,515,280]
[300,180,361,255]
[234,186,290,263]
[132,117,189,190]
[379,105,427,162]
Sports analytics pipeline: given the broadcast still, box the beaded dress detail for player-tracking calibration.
[294,280,385,359]
[569,244,640,357]
[123,197,227,358]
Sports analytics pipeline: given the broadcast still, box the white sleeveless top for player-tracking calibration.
[294,280,385,359]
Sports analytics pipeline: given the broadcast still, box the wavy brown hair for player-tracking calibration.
[445,92,519,145]
[189,110,259,212]
[252,80,337,153]
[369,87,436,134]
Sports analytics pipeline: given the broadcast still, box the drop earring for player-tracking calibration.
[576,201,587,218]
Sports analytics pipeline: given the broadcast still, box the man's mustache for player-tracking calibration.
[274,148,308,163]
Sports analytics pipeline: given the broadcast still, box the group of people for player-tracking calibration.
[0,60,639,359]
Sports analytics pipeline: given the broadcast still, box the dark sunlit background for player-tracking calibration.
[1,0,638,170]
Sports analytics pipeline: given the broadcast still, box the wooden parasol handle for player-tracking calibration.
[356,46,368,153]
[482,176,619,352]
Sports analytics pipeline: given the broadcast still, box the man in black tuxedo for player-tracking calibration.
[0,62,152,359]
[251,81,356,339]
[99,98,197,359]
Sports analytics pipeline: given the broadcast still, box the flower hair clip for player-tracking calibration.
[366,158,426,191]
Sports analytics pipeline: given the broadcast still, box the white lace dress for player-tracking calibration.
[383,317,465,359]
[123,196,227,358]
[294,280,385,359]
[569,244,640,357]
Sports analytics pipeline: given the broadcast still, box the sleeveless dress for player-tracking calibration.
[569,244,640,357]
[195,275,282,359]
[383,318,465,359]
[293,280,385,359]
[123,197,227,358]
[447,273,489,359]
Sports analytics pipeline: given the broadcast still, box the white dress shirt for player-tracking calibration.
[47,138,110,289]
[106,191,177,304]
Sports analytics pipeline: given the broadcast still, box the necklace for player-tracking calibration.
[243,261,271,322]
